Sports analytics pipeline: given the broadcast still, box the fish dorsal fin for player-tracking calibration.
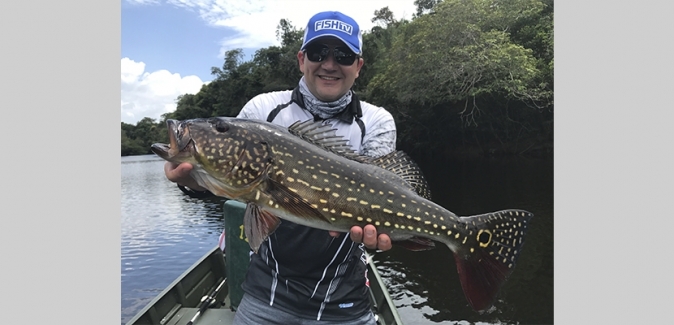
[288,120,431,199]
[287,120,368,162]
[371,151,432,200]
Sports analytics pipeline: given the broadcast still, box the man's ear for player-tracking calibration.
[355,57,364,77]
[297,51,305,73]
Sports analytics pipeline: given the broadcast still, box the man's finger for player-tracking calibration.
[349,226,363,243]
[362,224,378,249]
[328,231,341,237]
[377,234,392,251]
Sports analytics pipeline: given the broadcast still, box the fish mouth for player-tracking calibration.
[150,143,171,159]
[150,119,195,162]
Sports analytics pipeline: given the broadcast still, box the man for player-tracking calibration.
[165,11,397,324]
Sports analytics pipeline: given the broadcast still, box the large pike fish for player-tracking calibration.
[151,117,533,311]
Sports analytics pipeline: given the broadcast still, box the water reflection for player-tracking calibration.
[372,156,554,325]
[121,155,228,324]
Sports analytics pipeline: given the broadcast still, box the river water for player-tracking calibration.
[121,154,553,325]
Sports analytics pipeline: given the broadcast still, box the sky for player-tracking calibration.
[121,0,418,125]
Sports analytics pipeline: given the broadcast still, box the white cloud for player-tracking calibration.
[121,58,207,125]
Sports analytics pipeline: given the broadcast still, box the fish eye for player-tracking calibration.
[214,120,229,133]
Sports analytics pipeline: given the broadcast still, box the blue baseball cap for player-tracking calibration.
[301,11,363,55]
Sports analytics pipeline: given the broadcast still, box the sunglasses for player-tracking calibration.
[303,44,358,66]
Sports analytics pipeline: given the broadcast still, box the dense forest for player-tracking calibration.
[122,0,553,160]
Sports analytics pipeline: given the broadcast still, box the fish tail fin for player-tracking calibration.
[451,209,533,311]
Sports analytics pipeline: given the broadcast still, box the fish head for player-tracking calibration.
[151,117,274,197]
[151,119,198,164]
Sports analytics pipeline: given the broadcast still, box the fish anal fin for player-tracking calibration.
[453,209,534,311]
[244,203,281,254]
[267,179,331,223]
[453,249,510,311]
[394,236,436,251]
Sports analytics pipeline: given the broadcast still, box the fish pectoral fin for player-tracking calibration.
[393,236,436,251]
[244,203,281,254]
[266,180,331,223]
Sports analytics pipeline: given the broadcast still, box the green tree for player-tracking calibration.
[357,7,408,97]
[252,19,304,92]
[121,126,146,156]
[166,92,213,121]
[413,0,441,17]
[211,49,245,80]
[121,119,166,156]
[372,7,396,27]
[367,0,552,156]
[276,18,303,47]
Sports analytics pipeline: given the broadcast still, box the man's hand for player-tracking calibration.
[329,225,392,251]
[164,162,206,191]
